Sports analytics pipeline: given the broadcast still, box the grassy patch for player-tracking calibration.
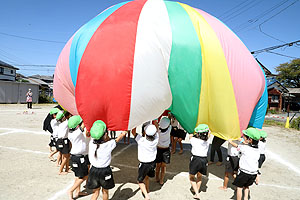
[263,120,285,127]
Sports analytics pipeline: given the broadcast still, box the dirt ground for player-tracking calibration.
[0,104,300,200]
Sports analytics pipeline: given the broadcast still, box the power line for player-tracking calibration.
[217,0,250,18]
[14,64,56,67]
[234,0,289,32]
[0,31,66,44]
[266,51,299,59]
[251,39,300,54]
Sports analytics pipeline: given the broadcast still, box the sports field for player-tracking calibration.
[0,104,300,200]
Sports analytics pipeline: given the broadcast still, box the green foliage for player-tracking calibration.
[263,120,285,127]
[290,116,300,130]
[268,109,279,114]
[275,58,300,88]
[39,91,53,103]
[18,79,29,82]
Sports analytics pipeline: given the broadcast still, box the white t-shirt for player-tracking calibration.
[136,134,159,163]
[171,118,184,130]
[157,126,171,148]
[237,144,260,174]
[89,139,116,168]
[68,128,89,155]
[228,140,239,156]
[57,120,68,139]
[258,141,266,154]
[190,137,209,157]
[51,119,60,139]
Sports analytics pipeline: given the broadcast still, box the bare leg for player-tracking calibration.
[68,176,87,199]
[189,174,200,199]
[91,188,100,200]
[219,172,229,190]
[160,163,166,185]
[65,154,70,172]
[56,152,62,166]
[102,188,109,200]
[243,187,249,200]
[138,181,150,200]
[49,149,58,161]
[172,137,178,154]
[178,138,183,154]
[59,154,68,174]
[145,176,149,192]
[236,187,243,200]
[155,163,161,182]
[196,172,202,192]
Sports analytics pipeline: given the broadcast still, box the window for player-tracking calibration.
[0,67,3,74]
[271,95,279,103]
[11,70,13,74]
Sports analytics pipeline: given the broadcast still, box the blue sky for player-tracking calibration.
[0,0,299,76]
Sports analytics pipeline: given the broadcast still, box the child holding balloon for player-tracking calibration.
[228,127,260,200]
[131,124,159,200]
[87,120,127,200]
[256,130,267,185]
[189,124,210,200]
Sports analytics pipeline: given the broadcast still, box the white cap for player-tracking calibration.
[159,117,170,129]
[145,124,157,136]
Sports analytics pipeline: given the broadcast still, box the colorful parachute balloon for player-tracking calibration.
[54,0,268,140]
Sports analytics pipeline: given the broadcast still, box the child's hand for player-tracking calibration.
[86,131,91,137]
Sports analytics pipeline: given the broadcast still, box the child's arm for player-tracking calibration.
[131,129,137,138]
[228,139,238,148]
[115,131,128,143]
[189,134,194,139]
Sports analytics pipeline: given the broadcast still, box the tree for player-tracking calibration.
[275,58,300,88]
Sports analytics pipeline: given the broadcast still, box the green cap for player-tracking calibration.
[242,127,260,141]
[50,108,60,115]
[90,120,106,140]
[68,116,83,129]
[56,110,65,120]
[194,124,209,133]
[259,130,267,138]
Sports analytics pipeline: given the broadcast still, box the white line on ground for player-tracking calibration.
[47,181,74,200]
[266,149,300,176]
[0,128,49,135]
[0,145,48,155]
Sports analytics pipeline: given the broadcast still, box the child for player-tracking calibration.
[131,124,159,200]
[155,117,171,185]
[208,136,226,166]
[170,114,186,154]
[47,108,60,160]
[256,130,267,185]
[87,120,127,200]
[229,127,260,200]
[219,139,239,191]
[67,115,90,200]
[189,124,210,200]
[56,111,71,175]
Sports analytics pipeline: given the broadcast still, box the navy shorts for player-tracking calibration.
[71,154,89,178]
[225,156,239,173]
[155,148,171,164]
[56,138,71,154]
[137,161,156,183]
[87,166,115,190]
[48,136,56,147]
[189,155,208,175]
[232,170,257,188]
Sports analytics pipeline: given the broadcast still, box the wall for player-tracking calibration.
[0,81,39,103]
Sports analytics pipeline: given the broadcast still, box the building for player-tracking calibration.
[0,60,19,81]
